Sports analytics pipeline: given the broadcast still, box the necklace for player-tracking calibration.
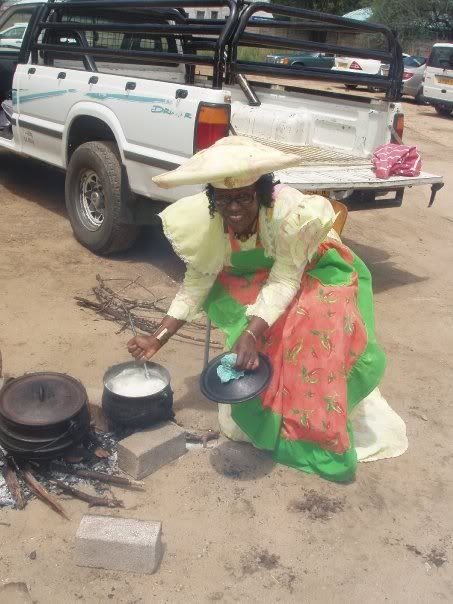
[233,218,258,242]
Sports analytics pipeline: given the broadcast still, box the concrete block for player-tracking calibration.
[76,515,162,574]
[86,386,112,433]
[117,421,186,479]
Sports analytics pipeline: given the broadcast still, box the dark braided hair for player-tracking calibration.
[206,173,277,218]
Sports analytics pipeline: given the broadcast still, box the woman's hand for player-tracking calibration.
[233,332,259,371]
[127,335,161,361]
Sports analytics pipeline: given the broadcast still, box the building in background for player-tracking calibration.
[186,0,271,20]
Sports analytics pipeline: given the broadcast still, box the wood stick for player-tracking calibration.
[185,431,220,444]
[1,459,25,510]
[50,464,144,489]
[75,296,223,349]
[95,274,212,330]
[51,479,124,508]
[21,465,69,520]
[75,296,222,348]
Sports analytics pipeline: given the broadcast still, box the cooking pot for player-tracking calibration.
[102,361,174,428]
[0,372,90,459]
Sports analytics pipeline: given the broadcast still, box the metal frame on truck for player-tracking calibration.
[21,0,404,99]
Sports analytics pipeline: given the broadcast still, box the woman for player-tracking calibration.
[128,136,406,482]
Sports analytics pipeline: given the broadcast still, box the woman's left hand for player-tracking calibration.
[233,332,259,371]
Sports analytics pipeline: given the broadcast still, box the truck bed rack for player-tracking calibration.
[26,0,403,98]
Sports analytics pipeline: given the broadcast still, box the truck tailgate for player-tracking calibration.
[276,165,443,191]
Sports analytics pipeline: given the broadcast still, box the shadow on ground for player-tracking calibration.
[174,374,213,414]
[343,237,427,294]
[210,440,275,481]
[0,151,66,216]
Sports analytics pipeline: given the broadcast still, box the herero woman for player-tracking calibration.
[128,136,406,482]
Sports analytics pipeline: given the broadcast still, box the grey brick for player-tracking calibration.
[117,421,186,479]
[86,386,112,433]
[75,515,162,574]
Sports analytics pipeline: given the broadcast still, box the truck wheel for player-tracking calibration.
[434,105,452,117]
[65,141,140,255]
[414,90,425,105]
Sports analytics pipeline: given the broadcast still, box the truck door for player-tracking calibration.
[0,3,36,150]
[14,30,90,166]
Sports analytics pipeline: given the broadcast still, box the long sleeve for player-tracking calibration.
[167,265,217,322]
[246,192,335,327]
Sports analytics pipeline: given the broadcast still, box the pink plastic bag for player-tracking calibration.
[372,143,421,179]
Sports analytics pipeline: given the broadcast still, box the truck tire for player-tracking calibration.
[414,89,425,105]
[65,141,140,255]
[434,105,452,117]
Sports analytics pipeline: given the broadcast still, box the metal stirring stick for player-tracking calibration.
[128,312,151,380]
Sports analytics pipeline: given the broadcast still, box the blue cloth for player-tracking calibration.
[217,353,245,384]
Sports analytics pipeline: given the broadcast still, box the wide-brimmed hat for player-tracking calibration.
[152,136,300,189]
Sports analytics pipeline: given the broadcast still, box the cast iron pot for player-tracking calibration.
[0,372,90,459]
[102,361,174,428]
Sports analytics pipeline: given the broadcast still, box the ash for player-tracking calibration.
[0,429,130,509]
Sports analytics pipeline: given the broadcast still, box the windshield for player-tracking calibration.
[428,46,453,69]
[403,55,426,68]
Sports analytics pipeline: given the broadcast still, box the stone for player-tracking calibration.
[86,386,112,433]
[117,421,186,479]
[75,515,162,574]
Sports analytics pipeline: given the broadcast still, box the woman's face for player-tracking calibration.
[213,184,259,234]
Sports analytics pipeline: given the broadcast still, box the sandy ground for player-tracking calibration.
[0,95,452,604]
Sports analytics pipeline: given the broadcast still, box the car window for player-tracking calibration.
[403,56,426,68]
[58,13,177,56]
[40,10,182,81]
[0,9,33,49]
[428,46,453,69]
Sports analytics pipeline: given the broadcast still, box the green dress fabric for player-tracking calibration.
[203,241,386,482]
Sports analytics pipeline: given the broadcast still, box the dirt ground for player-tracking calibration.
[0,95,452,604]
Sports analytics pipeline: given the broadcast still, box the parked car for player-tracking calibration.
[0,21,27,49]
[335,54,409,92]
[266,52,335,69]
[423,43,453,117]
[382,55,427,103]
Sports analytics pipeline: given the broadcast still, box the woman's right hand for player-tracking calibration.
[127,335,161,361]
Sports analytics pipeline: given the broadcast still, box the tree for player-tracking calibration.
[370,0,453,43]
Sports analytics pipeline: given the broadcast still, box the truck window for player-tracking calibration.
[39,11,182,81]
[0,9,33,51]
[428,46,453,69]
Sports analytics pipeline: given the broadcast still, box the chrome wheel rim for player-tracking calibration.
[78,169,105,230]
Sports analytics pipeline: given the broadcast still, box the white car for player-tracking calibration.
[0,22,28,49]
[423,43,453,117]
[334,54,409,91]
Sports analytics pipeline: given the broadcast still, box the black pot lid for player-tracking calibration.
[200,353,272,404]
[0,372,87,427]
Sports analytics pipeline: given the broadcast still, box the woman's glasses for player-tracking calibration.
[214,190,256,207]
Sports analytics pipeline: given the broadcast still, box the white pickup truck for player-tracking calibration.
[0,0,443,254]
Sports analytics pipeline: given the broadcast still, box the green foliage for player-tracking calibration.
[370,0,453,42]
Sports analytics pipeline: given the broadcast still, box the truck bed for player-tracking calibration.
[276,165,443,191]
